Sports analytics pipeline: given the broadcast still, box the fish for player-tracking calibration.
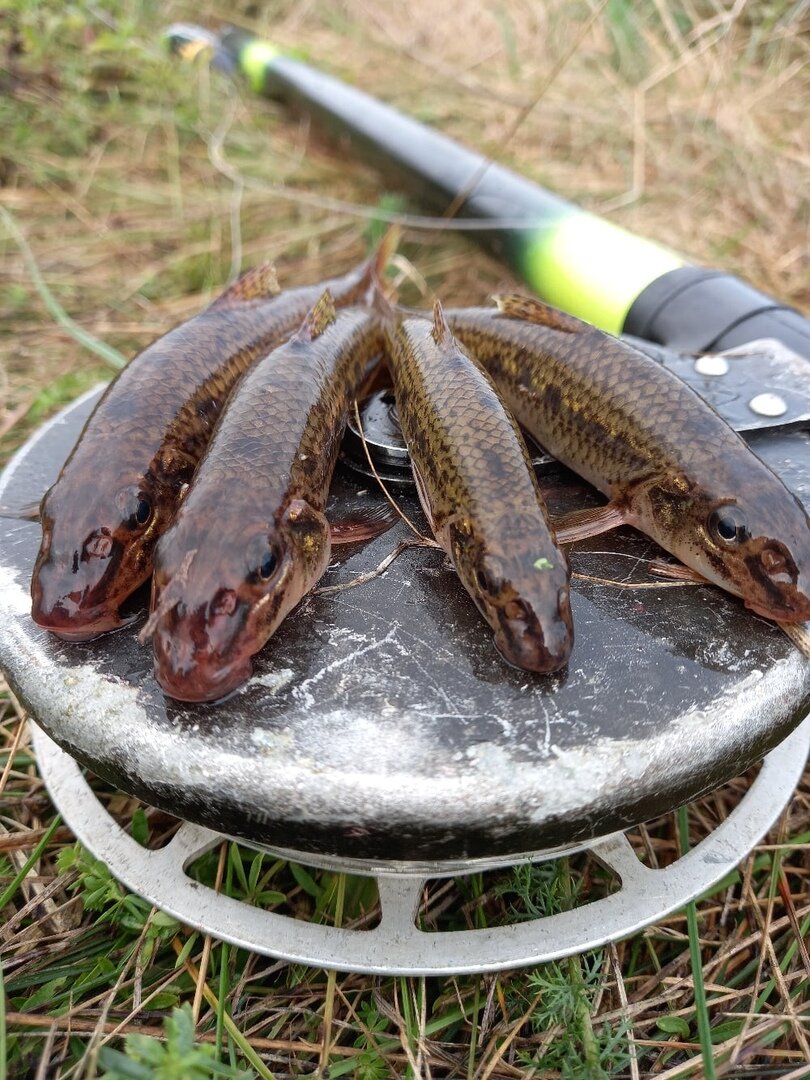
[445,294,810,624]
[147,292,386,703]
[30,233,397,641]
[385,302,573,672]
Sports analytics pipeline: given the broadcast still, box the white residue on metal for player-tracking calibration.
[291,625,403,708]
[328,626,371,646]
[0,565,30,615]
[526,663,774,824]
[250,726,294,752]
[297,707,430,777]
[698,638,745,670]
[2,581,807,837]
[247,667,295,694]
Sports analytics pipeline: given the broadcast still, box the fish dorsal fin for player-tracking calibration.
[298,290,337,341]
[493,294,587,335]
[209,262,280,309]
[351,225,402,303]
[431,300,452,346]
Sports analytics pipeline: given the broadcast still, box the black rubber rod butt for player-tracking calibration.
[168,24,810,360]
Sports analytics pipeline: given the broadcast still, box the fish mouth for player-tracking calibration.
[31,600,126,641]
[745,596,810,624]
[154,654,254,704]
[494,619,572,673]
[31,545,129,640]
[150,592,255,702]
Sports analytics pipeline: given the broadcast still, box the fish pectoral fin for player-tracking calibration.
[329,501,398,544]
[493,294,588,334]
[209,262,280,308]
[648,559,708,583]
[552,503,629,544]
[0,499,42,522]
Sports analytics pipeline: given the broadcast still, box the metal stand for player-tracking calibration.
[32,718,810,976]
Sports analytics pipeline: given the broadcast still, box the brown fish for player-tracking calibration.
[30,234,396,641]
[386,302,573,671]
[446,295,810,624]
[148,293,386,703]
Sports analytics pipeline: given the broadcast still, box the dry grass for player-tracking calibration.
[2,0,810,1076]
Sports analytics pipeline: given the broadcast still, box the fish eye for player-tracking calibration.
[134,496,152,527]
[116,487,153,530]
[708,506,749,546]
[476,566,497,593]
[257,548,278,581]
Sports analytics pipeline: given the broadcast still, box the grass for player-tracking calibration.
[678,806,717,1080]
[1,0,810,1076]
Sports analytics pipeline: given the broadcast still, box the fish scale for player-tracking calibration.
[30,240,394,640]
[445,297,810,624]
[385,306,573,673]
[404,360,539,521]
[188,336,364,498]
[148,302,386,702]
[448,311,749,493]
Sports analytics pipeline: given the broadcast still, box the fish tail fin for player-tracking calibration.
[297,289,337,341]
[357,225,402,298]
[335,226,401,308]
[431,300,452,346]
[209,262,281,309]
[371,225,402,281]
[493,294,588,335]
[365,274,398,325]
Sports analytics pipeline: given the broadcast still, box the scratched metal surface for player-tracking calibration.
[2,381,810,861]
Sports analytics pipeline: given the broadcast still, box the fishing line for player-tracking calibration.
[405,0,611,269]
[436,0,610,229]
[314,538,429,596]
[203,120,564,233]
[208,83,245,285]
[350,400,436,546]
[313,402,441,596]
[570,572,699,590]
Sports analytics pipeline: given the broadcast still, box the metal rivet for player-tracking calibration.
[694,355,729,376]
[748,392,787,418]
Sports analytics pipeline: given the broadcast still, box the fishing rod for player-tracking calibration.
[165,23,810,361]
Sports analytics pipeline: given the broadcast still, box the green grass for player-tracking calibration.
[679,805,717,1080]
[2,0,810,1075]
[0,205,127,370]
[7,762,805,1076]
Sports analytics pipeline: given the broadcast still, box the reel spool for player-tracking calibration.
[3,338,810,973]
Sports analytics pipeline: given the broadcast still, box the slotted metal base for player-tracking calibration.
[32,718,810,975]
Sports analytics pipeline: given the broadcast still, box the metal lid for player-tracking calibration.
[2,385,809,863]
